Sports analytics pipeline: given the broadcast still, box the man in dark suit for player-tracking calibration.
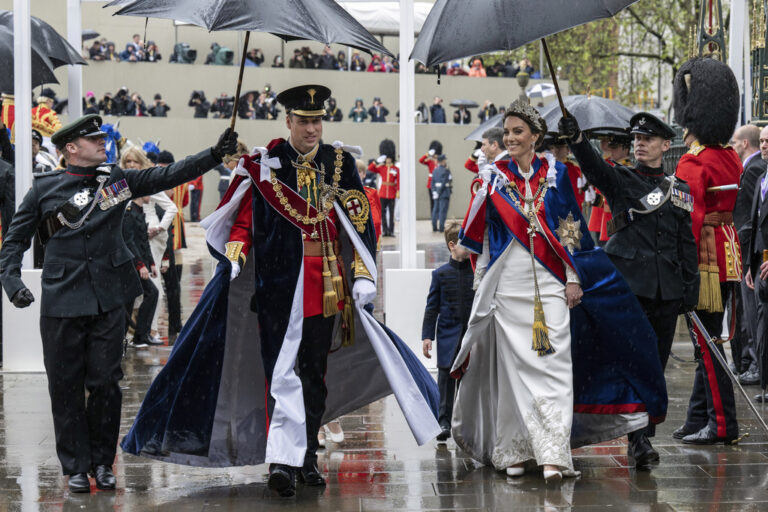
[561,112,699,466]
[744,125,768,400]
[732,124,766,384]
[0,114,237,493]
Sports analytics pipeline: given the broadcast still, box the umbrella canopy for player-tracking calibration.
[450,99,479,108]
[526,83,556,99]
[0,11,86,68]
[540,95,635,134]
[411,0,638,67]
[0,25,59,93]
[464,113,503,141]
[82,29,100,41]
[105,0,393,57]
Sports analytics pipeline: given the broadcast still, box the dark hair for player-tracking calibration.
[503,109,547,150]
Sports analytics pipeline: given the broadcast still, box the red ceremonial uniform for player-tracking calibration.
[370,162,399,200]
[564,159,585,207]
[364,186,382,242]
[464,156,479,174]
[419,154,438,188]
[675,142,743,289]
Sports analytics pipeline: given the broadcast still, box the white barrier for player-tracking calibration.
[2,270,45,372]
[383,268,435,370]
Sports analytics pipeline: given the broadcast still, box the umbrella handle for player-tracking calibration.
[230,31,251,132]
[541,38,567,118]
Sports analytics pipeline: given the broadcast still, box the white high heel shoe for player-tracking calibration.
[543,469,562,482]
[505,466,525,477]
[325,421,345,444]
[562,469,581,478]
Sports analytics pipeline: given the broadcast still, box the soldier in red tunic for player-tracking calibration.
[673,58,741,445]
[419,140,442,214]
[369,148,399,237]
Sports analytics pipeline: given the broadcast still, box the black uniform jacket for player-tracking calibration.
[570,138,699,306]
[0,149,219,317]
[744,169,768,281]
[122,202,154,270]
[734,154,767,242]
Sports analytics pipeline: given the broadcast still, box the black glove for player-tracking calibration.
[212,127,239,161]
[11,287,34,308]
[558,110,581,142]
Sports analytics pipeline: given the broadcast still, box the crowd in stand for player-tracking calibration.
[83,37,539,78]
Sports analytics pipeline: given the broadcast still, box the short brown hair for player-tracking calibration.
[444,221,461,247]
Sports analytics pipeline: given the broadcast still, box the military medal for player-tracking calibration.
[98,178,132,210]
[670,187,693,212]
[340,189,370,233]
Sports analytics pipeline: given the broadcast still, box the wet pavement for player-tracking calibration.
[2,222,768,511]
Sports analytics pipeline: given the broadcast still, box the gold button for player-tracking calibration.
[302,233,307,240]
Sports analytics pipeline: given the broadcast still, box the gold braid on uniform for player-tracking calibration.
[224,241,246,265]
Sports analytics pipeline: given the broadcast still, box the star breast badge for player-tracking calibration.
[556,212,582,254]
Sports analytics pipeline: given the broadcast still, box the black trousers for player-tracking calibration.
[190,189,202,222]
[684,283,738,438]
[126,277,158,340]
[635,294,681,437]
[381,198,395,236]
[162,249,182,334]
[428,190,434,221]
[261,314,335,467]
[40,308,125,475]
[437,368,456,430]
[736,278,758,373]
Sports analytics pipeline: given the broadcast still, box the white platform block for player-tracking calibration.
[381,250,425,270]
[384,268,435,370]
[2,270,45,372]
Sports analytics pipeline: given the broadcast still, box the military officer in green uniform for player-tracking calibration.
[0,114,237,493]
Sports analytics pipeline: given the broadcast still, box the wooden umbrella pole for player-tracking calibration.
[230,30,251,131]
[541,37,567,118]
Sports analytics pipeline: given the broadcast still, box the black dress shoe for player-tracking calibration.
[298,462,326,486]
[436,428,451,442]
[682,425,737,445]
[91,465,116,490]
[739,369,760,386]
[628,433,659,467]
[68,473,90,493]
[672,424,697,440]
[268,464,296,497]
[755,392,768,403]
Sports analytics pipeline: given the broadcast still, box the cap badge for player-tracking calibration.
[308,88,316,105]
[638,117,646,126]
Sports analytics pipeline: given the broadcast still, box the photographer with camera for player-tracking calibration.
[188,90,211,119]
[125,93,147,117]
[210,93,234,119]
[148,94,170,117]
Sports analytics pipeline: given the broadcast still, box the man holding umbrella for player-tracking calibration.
[559,111,699,466]
[0,114,237,492]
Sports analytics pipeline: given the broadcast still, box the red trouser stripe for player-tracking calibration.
[695,325,727,437]
[264,378,271,435]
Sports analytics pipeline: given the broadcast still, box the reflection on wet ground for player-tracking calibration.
[3,223,768,510]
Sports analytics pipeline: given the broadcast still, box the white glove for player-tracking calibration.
[352,278,376,305]
[473,149,483,158]
[432,191,439,200]
[188,184,195,191]
[376,154,386,164]
[585,186,596,204]
[428,149,435,156]
[230,261,241,281]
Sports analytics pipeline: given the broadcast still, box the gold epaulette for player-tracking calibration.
[687,140,705,156]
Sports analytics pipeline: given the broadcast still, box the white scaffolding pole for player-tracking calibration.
[13,0,33,269]
[67,0,83,119]
[398,0,416,269]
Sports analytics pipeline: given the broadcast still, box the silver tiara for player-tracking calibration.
[508,100,545,132]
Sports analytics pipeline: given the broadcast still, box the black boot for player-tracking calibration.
[268,463,296,497]
[298,461,326,486]
[627,429,659,467]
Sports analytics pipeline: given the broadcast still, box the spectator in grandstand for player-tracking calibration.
[289,48,306,68]
[272,55,284,68]
[369,97,389,122]
[245,48,264,67]
[125,93,147,116]
[430,97,446,124]
[468,58,487,77]
[447,62,468,76]
[336,50,348,71]
[143,41,161,62]
[148,94,170,117]
[350,51,366,71]
[103,42,119,61]
[324,97,343,122]
[119,43,139,62]
[88,40,104,61]
[349,98,368,122]
[189,90,211,118]
[317,46,338,70]
[478,100,497,123]
[210,93,234,119]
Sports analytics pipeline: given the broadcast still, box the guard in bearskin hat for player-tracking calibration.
[370,139,399,236]
[673,57,741,444]
[420,140,443,214]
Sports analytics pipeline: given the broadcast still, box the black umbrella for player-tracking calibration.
[450,99,479,108]
[539,95,635,134]
[465,113,503,141]
[411,0,639,116]
[105,0,393,130]
[82,29,100,41]
[0,11,86,68]
[0,25,59,93]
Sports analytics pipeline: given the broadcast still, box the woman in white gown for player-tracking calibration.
[451,101,584,481]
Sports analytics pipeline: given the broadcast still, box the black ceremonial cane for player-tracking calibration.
[686,311,768,435]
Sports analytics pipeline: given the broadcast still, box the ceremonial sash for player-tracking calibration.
[488,184,573,283]
[243,156,338,240]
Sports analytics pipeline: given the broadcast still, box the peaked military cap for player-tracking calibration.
[276,84,330,117]
[629,112,676,140]
[51,114,107,148]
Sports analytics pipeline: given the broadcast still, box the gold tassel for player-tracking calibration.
[327,250,345,302]
[697,264,723,313]
[532,294,555,356]
[342,297,355,347]
[322,257,339,318]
